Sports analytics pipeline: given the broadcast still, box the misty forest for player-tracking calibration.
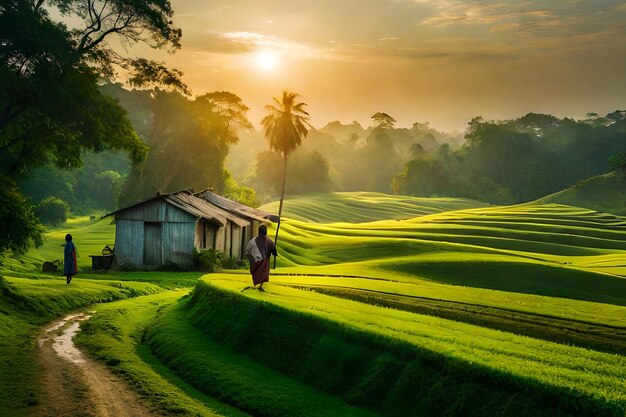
[1,1,625,417]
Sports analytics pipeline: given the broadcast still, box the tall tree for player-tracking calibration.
[119,89,251,206]
[0,0,185,252]
[371,112,396,129]
[261,91,311,267]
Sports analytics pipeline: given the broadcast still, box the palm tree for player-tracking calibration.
[261,91,311,267]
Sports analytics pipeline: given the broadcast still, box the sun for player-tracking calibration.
[253,51,279,72]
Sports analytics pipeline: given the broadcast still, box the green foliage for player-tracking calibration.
[228,121,461,201]
[18,150,130,214]
[221,256,246,270]
[370,112,396,129]
[261,91,311,159]
[119,89,250,205]
[0,0,187,252]
[223,169,259,207]
[608,152,626,173]
[391,157,449,197]
[35,196,69,226]
[250,149,332,198]
[288,150,332,194]
[193,248,223,272]
[394,112,626,204]
[0,176,43,256]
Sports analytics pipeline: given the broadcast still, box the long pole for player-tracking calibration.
[273,155,287,269]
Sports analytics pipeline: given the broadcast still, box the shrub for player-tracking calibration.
[36,197,69,226]
[221,256,247,270]
[193,248,223,272]
[0,176,44,257]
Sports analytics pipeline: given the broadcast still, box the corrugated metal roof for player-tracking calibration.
[104,190,249,227]
[197,189,279,222]
[165,191,249,227]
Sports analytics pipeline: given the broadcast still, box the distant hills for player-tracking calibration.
[537,171,626,215]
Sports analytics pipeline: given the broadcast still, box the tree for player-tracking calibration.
[371,112,396,129]
[0,176,43,256]
[609,152,626,174]
[35,196,69,226]
[0,0,185,175]
[250,150,331,198]
[120,89,251,205]
[261,91,311,267]
[0,0,185,251]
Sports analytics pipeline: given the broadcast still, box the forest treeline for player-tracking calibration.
[18,85,626,216]
[231,110,626,205]
[392,112,626,204]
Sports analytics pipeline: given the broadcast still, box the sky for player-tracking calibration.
[134,0,626,131]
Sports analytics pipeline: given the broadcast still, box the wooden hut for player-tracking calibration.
[196,189,279,258]
[107,190,256,269]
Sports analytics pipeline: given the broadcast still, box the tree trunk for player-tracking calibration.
[273,154,288,269]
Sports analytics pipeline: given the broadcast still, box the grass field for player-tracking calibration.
[174,276,625,416]
[2,192,626,416]
[268,202,626,304]
[2,215,116,272]
[259,192,488,223]
[538,171,626,216]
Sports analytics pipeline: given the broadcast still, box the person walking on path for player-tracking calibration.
[244,225,277,292]
[64,233,78,284]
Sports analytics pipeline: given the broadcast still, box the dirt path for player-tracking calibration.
[31,313,161,417]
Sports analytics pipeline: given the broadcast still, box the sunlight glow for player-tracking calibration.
[253,51,279,72]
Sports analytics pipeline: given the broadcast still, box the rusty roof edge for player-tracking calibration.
[164,194,228,226]
[167,192,250,227]
[196,189,278,223]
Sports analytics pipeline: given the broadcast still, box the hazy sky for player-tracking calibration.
[137,0,626,131]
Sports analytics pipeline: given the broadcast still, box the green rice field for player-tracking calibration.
[1,192,625,416]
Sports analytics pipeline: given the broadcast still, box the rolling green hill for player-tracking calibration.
[3,192,626,416]
[537,171,626,215]
[259,192,488,222]
[273,202,626,304]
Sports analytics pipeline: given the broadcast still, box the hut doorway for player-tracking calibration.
[144,222,162,267]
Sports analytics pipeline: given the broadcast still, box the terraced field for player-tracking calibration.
[260,192,488,222]
[2,193,626,416]
[269,202,626,303]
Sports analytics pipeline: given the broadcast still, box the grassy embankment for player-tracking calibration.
[143,277,625,416]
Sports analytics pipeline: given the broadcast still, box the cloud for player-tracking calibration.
[418,0,626,38]
[183,30,334,60]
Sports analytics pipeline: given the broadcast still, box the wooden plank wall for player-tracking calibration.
[114,219,144,268]
[163,221,195,268]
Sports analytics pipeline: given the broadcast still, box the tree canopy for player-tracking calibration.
[371,112,396,129]
[117,87,252,206]
[393,111,626,204]
[0,0,186,253]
